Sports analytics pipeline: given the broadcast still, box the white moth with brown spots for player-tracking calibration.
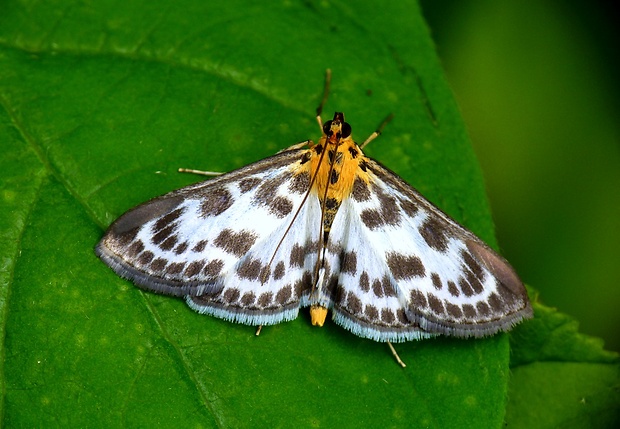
[96,71,532,366]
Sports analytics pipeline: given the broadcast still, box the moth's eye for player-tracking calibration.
[323,120,333,135]
[341,122,352,138]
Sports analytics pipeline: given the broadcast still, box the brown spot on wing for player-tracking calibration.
[333,284,346,305]
[237,258,262,280]
[289,243,305,268]
[377,190,400,225]
[204,259,224,278]
[346,292,363,315]
[159,235,178,251]
[184,260,205,278]
[151,258,167,272]
[465,270,484,294]
[241,291,256,306]
[154,208,186,232]
[359,271,370,292]
[276,285,293,304]
[398,198,419,217]
[419,217,449,252]
[448,281,460,297]
[138,251,154,265]
[269,196,293,218]
[360,208,382,229]
[259,265,271,284]
[476,301,491,316]
[364,305,379,321]
[351,176,371,202]
[446,301,463,319]
[289,171,310,194]
[238,177,262,193]
[372,278,383,298]
[386,252,426,279]
[462,304,477,319]
[213,229,257,257]
[200,188,234,217]
[488,293,503,312]
[461,249,485,282]
[431,272,442,290]
[294,271,312,299]
[459,277,475,297]
[382,274,397,297]
[165,262,185,275]
[223,288,240,303]
[192,240,208,252]
[174,241,189,255]
[427,293,445,315]
[127,240,145,257]
[445,302,463,319]
[326,274,339,300]
[258,292,273,307]
[152,224,176,245]
[340,251,357,274]
[381,308,396,324]
[410,289,428,309]
[273,261,285,280]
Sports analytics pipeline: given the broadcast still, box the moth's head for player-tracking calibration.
[322,112,352,144]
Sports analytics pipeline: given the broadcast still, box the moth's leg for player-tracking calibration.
[177,168,223,176]
[279,140,313,152]
[359,113,394,149]
[387,342,407,368]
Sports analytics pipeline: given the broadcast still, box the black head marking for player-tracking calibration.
[323,112,352,140]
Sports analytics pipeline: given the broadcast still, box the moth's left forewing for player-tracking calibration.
[96,149,320,305]
[327,157,531,341]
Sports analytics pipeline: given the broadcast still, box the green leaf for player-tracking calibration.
[506,294,620,429]
[1,1,616,428]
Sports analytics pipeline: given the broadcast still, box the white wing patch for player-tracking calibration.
[97,111,532,347]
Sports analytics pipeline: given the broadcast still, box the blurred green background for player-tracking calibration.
[420,1,620,351]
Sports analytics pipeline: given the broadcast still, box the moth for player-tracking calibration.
[96,71,532,366]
